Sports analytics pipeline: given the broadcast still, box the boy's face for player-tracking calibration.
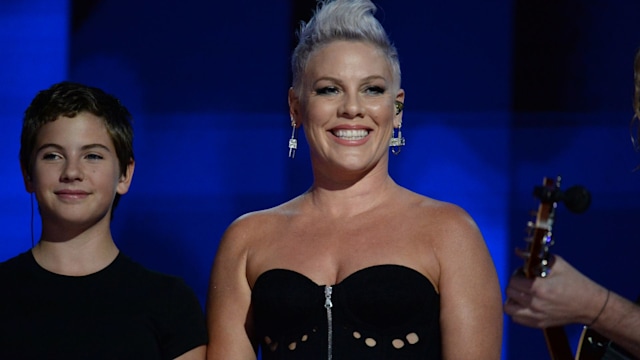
[25,112,134,229]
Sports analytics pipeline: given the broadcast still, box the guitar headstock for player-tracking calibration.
[522,176,561,279]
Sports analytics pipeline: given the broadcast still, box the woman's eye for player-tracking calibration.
[315,86,339,95]
[365,86,385,95]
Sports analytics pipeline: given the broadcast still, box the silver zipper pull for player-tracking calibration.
[324,286,333,308]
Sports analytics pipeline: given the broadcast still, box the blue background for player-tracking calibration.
[1,1,639,359]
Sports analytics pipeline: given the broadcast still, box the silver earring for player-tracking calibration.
[389,123,405,155]
[288,117,298,159]
[390,101,405,155]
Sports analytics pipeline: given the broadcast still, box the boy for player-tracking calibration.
[0,82,207,359]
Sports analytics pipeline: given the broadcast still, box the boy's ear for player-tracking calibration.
[21,166,34,193]
[116,159,135,195]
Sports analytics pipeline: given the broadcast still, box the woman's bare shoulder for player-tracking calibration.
[222,198,302,244]
[403,189,473,220]
[400,189,481,242]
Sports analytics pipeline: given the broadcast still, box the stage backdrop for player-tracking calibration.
[1,1,639,359]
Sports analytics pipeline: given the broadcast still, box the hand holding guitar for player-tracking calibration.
[506,255,640,360]
[505,254,610,329]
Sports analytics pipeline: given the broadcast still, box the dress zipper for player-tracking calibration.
[324,285,333,360]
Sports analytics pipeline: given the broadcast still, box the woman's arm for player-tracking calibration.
[436,205,503,359]
[206,219,257,360]
[175,345,206,360]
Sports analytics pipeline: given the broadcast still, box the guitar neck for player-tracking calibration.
[544,326,574,360]
[526,177,575,360]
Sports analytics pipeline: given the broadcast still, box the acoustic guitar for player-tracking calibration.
[521,176,574,360]
[522,177,632,360]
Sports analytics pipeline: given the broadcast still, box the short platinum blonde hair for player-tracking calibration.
[291,0,401,95]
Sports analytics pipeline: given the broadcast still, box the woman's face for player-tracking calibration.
[290,40,404,177]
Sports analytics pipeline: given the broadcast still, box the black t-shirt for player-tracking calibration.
[0,251,207,360]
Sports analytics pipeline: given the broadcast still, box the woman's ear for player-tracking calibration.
[288,88,302,128]
[395,101,404,115]
[393,89,406,128]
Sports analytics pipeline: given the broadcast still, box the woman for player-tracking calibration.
[206,1,503,359]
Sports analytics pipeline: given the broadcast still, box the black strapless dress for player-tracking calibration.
[252,264,441,359]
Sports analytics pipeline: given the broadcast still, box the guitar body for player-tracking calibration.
[577,327,635,360]
[577,327,609,360]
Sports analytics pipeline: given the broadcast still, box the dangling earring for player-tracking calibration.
[389,101,405,155]
[288,116,298,159]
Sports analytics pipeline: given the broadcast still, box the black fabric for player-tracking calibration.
[0,251,207,360]
[252,264,441,359]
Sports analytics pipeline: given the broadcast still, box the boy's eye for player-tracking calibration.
[85,153,104,160]
[42,153,62,160]
[315,86,339,95]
